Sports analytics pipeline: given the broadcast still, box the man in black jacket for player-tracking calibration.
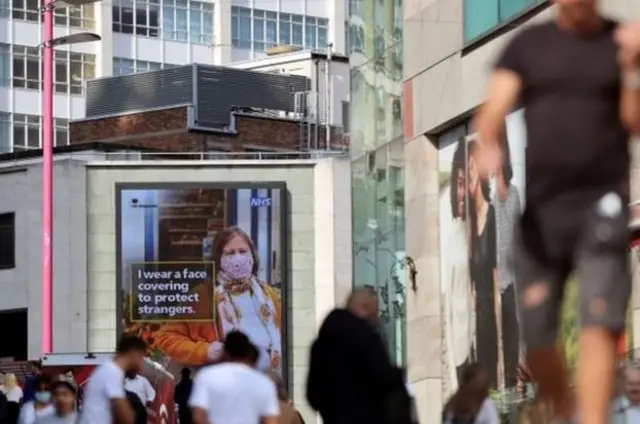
[306,288,412,424]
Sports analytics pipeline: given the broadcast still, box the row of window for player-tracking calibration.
[0,112,69,153]
[113,57,176,76]
[112,0,214,44]
[231,7,328,52]
[2,0,95,29]
[0,44,95,95]
[0,213,14,270]
[463,0,545,42]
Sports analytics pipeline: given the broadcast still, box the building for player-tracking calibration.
[0,0,347,152]
[70,64,347,152]
[401,1,640,423]
[347,0,405,366]
[228,49,350,129]
[0,143,352,423]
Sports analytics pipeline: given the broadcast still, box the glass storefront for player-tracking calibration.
[348,0,405,365]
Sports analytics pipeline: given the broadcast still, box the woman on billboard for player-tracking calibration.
[467,139,500,388]
[154,227,283,373]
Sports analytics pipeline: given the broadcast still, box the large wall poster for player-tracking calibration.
[116,183,288,380]
[439,110,526,394]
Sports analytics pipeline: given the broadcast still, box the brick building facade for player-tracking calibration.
[69,106,343,153]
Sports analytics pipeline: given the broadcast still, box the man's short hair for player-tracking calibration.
[224,331,254,360]
[346,286,377,307]
[116,335,147,354]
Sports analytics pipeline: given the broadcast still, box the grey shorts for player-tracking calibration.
[516,191,631,349]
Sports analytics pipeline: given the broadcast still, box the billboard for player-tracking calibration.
[438,111,634,398]
[116,183,288,381]
[438,110,526,393]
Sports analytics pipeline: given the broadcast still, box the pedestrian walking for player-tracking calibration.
[174,368,193,424]
[442,363,499,424]
[189,331,279,424]
[473,0,640,422]
[36,376,79,424]
[306,288,412,424]
[17,374,54,424]
[79,335,147,424]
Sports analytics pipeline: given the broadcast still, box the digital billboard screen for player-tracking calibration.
[116,182,288,379]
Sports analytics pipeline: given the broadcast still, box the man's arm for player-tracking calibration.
[191,408,208,424]
[616,22,640,134]
[112,399,135,424]
[259,380,280,424]
[188,371,209,424]
[106,369,134,424]
[143,378,156,406]
[472,70,522,173]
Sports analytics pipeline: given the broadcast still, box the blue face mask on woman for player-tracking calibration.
[34,391,51,404]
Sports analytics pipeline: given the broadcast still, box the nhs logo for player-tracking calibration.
[250,196,272,207]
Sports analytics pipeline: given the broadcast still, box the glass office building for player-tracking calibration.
[348,0,405,364]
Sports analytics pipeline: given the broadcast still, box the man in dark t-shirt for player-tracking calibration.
[473,1,640,424]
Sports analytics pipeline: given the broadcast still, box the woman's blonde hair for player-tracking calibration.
[4,373,17,389]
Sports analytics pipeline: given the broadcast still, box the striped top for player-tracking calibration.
[494,185,521,292]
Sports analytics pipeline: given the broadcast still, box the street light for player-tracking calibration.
[41,0,100,355]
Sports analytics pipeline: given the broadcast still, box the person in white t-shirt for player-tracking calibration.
[79,335,147,424]
[124,372,156,406]
[189,330,279,424]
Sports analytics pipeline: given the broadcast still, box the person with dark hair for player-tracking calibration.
[22,361,42,403]
[18,374,54,424]
[467,139,499,389]
[474,0,640,422]
[174,368,193,424]
[443,137,475,389]
[37,377,79,424]
[189,330,279,424]
[154,227,282,373]
[493,130,521,389]
[442,363,499,424]
[306,288,412,424]
[79,335,147,424]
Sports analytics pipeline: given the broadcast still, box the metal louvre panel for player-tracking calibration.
[85,66,194,118]
[195,65,310,127]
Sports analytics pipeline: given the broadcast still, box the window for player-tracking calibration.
[278,12,290,46]
[0,44,9,87]
[113,57,169,76]
[265,11,277,49]
[0,213,15,270]
[0,113,10,153]
[232,7,328,51]
[463,0,543,43]
[187,1,213,44]
[11,44,94,94]
[317,18,328,48]
[69,52,95,95]
[113,0,159,37]
[12,45,40,90]
[291,14,302,46]
[231,6,251,49]
[162,0,187,42]
[253,9,264,52]
[0,0,9,18]
[55,118,68,146]
[12,0,94,28]
[7,114,69,150]
[54,3,95,29]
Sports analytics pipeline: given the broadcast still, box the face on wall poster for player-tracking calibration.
[438,110,526,394]
[116,183,288,380]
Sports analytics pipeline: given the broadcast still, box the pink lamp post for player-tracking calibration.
[41,2,100,354]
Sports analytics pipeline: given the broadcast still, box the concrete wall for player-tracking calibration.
[0,158,88,359]
[402,1,640,421]
[84,158,352,423]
